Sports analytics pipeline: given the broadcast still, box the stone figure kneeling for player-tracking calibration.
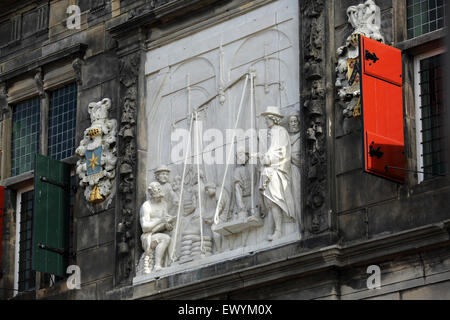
[140,182,176,274]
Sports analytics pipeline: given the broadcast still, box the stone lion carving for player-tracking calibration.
[76,98,118,211]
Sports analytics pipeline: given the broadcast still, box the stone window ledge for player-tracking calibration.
[396,28,447,55]
[1,156,77,189]
[1,170,34,189]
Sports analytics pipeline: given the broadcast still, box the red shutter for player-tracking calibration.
[0,186,4,270]
[360,35,406,183]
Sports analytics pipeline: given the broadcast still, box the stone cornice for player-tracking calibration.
[107,0,222,38]
[0,43,87,83]
[105,220,450,299]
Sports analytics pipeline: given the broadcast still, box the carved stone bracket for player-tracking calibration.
[301,0,328,235]
[72,58,84,86]
[34,68,45,99]
[0,83,10,119]
[116,52,141,284]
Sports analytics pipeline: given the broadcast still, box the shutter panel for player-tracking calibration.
[360,35,406,183]
[32,154,70,277]
[0,186,4,271]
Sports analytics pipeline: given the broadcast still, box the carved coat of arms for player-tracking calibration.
[76,98,118,211]
[336,0,385,118]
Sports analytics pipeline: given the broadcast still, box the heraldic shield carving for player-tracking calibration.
[76,98,118,212]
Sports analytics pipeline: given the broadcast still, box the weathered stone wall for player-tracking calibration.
[0,0,448,300]
[333,0,450,244]
[0,0,119,300]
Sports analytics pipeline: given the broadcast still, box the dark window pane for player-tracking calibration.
[48,83,78,160]
[18,190,36,292]
[419,54,447,180]
[12,97,40,176]
[407,0,446,38]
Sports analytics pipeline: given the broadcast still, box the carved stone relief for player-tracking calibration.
[301,0,328,235]
[117,52,140,284]
[75,98,118,213]
[72,58,84,86]
[0,83,9,117]
[336,0,385,118]
[134,0,301,281]
[34,68,45,98]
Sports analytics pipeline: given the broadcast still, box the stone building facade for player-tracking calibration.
[0,0,448,300]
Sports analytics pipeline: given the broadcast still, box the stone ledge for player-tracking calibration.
[0,43,87,83]
[107,0,215,36]
[1,170,34,189]
[105,221,450,299]
[396,28,446,54]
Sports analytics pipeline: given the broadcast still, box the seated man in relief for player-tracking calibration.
[140,182,176,273]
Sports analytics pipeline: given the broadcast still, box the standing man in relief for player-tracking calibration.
[258,106,296,241]
[288,114,301,216]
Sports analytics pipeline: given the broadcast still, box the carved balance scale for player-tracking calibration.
[167,56,289,261]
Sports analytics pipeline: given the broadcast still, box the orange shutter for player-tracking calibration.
[360,35,406,183]
[0,186,4,270]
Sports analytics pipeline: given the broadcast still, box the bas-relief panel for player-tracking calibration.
[135,0,301,283]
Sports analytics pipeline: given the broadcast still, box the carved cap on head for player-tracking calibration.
[154,165,171,174]
[261,106,284,119]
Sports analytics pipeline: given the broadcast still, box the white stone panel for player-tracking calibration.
[139,0,301,281]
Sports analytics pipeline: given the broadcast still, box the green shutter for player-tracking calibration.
[32,154,71,277]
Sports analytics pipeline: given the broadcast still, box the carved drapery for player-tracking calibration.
[301,0,328,235]
[116,53,140,284]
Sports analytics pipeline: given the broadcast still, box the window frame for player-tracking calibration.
[7,80,79,296]
[406,0,447,40]
[11,96,41,177]
[47,82,78,161]
[13,184,34,296]
[413,46,446,183]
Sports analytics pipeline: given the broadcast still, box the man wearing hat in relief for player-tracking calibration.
[154,165,179,215]
[258,106,296,241]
